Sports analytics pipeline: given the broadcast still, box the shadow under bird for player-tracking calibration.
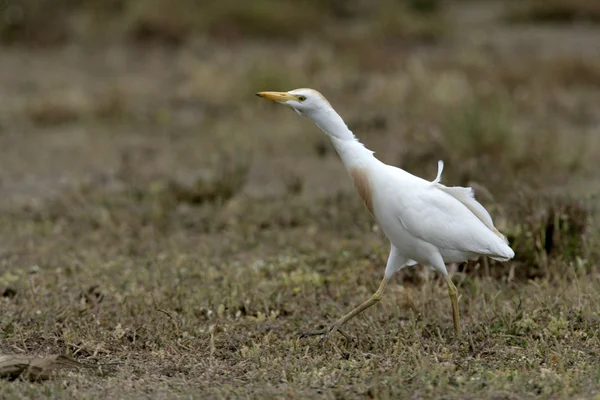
[256,89,515,341]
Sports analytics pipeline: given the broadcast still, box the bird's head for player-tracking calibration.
[255,88,332,119]
[256,88,353,140]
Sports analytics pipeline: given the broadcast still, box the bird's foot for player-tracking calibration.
[299,324,350,343]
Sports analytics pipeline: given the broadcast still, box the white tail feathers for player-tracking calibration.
[489,242,515,261]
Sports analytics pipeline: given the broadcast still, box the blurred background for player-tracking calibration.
[0,0,599,396]
[1,0,598,273]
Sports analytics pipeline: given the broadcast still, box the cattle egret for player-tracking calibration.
[256,88,515,340]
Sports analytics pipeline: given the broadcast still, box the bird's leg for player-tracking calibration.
[444,275,462,337]
[300,276,389,342]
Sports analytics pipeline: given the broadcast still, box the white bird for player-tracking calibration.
[256,88,514,340]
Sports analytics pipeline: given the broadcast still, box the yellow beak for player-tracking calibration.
[255,91,297,102]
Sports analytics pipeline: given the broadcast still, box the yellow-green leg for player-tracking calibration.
[444,275,462,337]
[300,276,390,342]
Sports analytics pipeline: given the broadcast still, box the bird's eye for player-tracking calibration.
[298,95,307,102]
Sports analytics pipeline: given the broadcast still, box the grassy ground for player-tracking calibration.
[1,1,600,398]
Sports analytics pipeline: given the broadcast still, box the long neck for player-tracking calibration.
[311,108,355,141]
[311,108,376,169]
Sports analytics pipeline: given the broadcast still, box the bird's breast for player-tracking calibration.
[349,167,374,216]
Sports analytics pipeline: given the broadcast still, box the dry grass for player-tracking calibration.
[494,56,600,90]
[0,0,448,46]
[0,182,598,397]
[507,0,600,25]
[27,101,81,127]
[1,1,600,398]
[0,0,71,45]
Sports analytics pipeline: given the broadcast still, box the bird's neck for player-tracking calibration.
[312,108,376,168]
[312,108,356,141]
[330,136,376,171]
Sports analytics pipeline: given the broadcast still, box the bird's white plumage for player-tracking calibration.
[256,88,515,338]
[432,160,444,184]
[257,88,514,274]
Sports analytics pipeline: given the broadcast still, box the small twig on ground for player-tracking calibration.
[209,324,216,368]
[151,293,180,336]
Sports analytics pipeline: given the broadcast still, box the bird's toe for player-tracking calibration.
[298,328,327,339]
[299,324,351,342]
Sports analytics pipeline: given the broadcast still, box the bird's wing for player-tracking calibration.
[431,161,508,244]
[391,161,509,256]
[433,185,508,244]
